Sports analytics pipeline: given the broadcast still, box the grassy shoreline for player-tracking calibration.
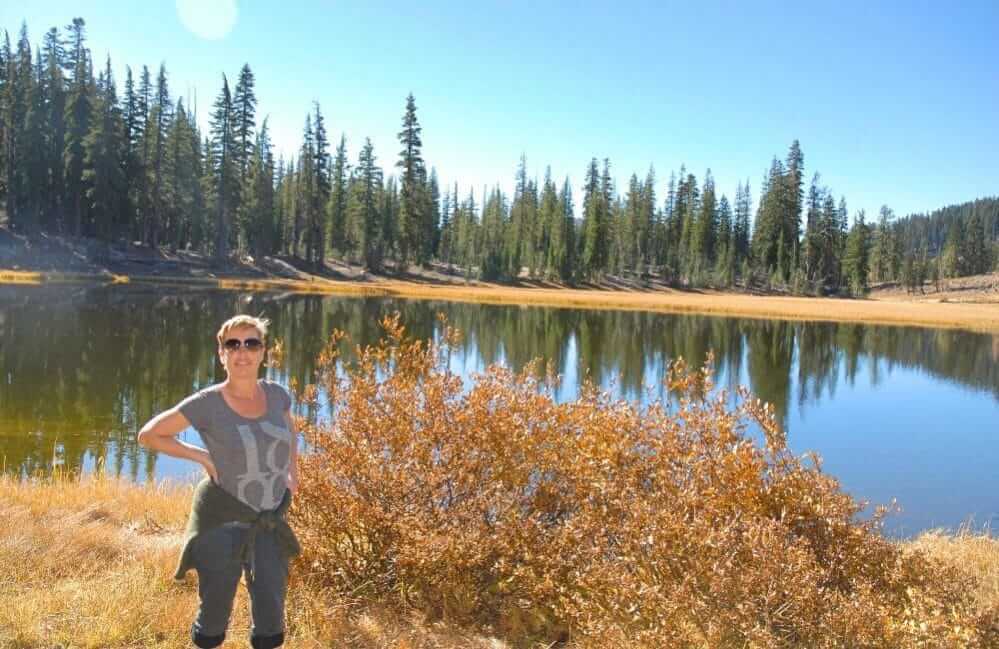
[0,470,506,649]
[4,268,999,333]
[1,470,995,648]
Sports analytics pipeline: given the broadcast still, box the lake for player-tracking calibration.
[1,282,996,536]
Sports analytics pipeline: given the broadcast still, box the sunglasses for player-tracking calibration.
[222,337,264,351]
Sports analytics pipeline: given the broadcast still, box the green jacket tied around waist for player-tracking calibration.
[174,477,300,584]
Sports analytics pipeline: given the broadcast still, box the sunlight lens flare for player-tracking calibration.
[176,0,238,40]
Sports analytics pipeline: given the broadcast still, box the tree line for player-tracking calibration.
[1,18,995,294]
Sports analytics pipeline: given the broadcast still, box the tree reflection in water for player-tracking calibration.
[1,284,995,484]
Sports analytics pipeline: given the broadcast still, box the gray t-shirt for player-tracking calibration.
[178,379,293,512]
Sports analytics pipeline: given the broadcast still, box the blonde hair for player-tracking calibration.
[216,315,270,347]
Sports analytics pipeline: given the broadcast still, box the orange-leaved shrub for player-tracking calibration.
[288,314,997,648]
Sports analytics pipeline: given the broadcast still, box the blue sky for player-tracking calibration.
[3,1,997,221]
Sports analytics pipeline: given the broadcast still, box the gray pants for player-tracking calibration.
[190,522,288,648]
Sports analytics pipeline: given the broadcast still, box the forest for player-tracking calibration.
[1,18,996,296]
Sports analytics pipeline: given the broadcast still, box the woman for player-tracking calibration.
[137,315,299,649]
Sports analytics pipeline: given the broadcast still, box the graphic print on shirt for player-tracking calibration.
[235,421,291,509]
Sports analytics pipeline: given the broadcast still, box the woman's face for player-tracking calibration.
[218,325,265,379]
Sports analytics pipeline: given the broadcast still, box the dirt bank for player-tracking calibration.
[4,227,999,333]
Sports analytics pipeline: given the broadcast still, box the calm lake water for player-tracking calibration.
[1,282,996,536]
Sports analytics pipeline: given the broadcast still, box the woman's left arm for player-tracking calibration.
[284,409,299,495]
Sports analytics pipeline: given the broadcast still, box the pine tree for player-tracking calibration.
[307,102,329,267]
[21,44,47,230]
[692,169,716,276]
[599,159,613,275]
[621,173,641,275]
[425,168,440,262]
[940,218,964,278]
[163,99,203,250]
[209,74,236,260]
[278,156,296,255]
[270,153,285,253]
[540,168,563,280]
[144,63,171,246]
[41,27,66,230]
[752,158,786,278]
[802,173,822,281]
[843,210,870,295]
[199,134,216,250]
[580,158,612,279]
[231,63,256,183]
[121,66,141,237]
[396,93,424,269]
[657,171,674,276]
[914,244,929,294]
[733,180,752,273]
[818,192,841,291]
[506,155,529,278]
[523,175,540,277]
[327,134,349,257]
[240,117,275,256]
[560,177,576,283]
[62,45,92,236]
[133,64,152,240]
[4,25,35,228]
[963,210,990,275]
[581,158,601,279]
[82,54,125,241]
[453,183,476,276]
[63,18,85,81]
[638,166,656,276]
[352,137,382,271]
[450,185,467,274]
[900,254,915,294]
[715,194,734,286]
[607,195,623,275]
[870,206,897,282]
[294,114,314,260]
[0,30,11,213]
[438,186,453,269]
[479,185,507,280]
[677,171,700,283]
[381,175,398,264]
[783,139,805,262]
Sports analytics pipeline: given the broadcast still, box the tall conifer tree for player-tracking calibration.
[62,46,92,236]
[209,74,236,260]
[82,54,125,241]
[232,63,256,183]
[328,134,349,256]
[353,137,382,271]
[396,93,425,268]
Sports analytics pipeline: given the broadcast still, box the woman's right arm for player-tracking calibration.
[136,408,218,483]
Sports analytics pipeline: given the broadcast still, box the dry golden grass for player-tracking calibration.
[0,270,44,284]
[4,469,997,649]
[0,270,130,286]
[0,468,514,649]
[357,282,999,333]
[907,527,999,616]
[4,270,999,332]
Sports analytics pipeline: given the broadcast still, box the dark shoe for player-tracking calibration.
[191,624,225,648]
[250,631,285,649]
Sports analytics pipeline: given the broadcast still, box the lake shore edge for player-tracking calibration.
[4,266,999,334]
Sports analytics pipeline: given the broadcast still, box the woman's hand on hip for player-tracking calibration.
[197,450,219,484]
